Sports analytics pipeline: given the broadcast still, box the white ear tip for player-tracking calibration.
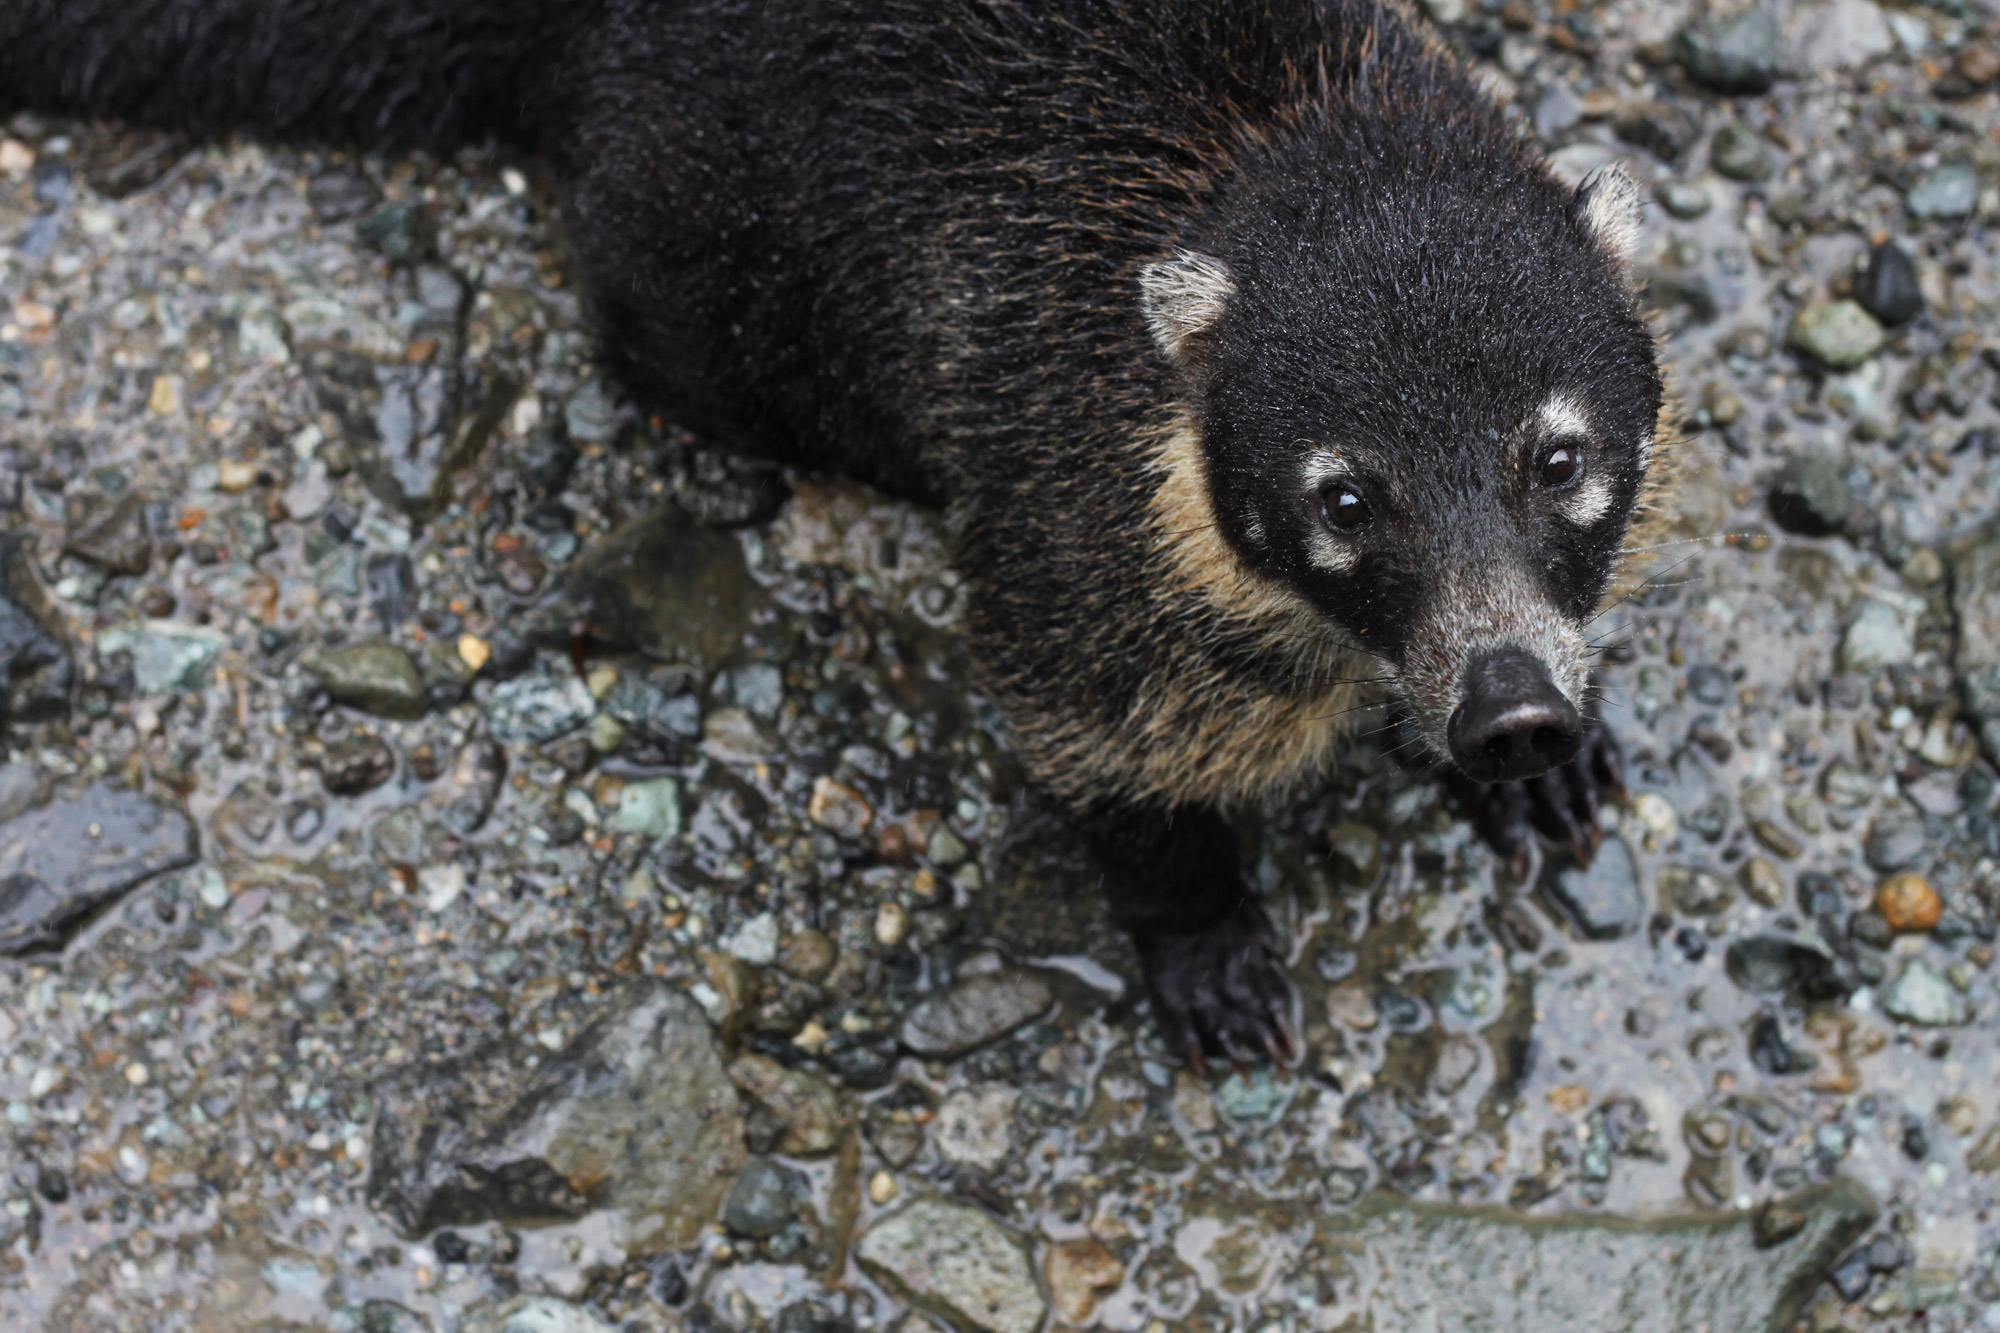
[1139,250,1236,361]
[1576,163,1645,268]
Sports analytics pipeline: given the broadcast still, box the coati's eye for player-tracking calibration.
[1536,442,1582,488]
[1321,483,1372,532]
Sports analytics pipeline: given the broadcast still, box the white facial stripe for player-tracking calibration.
[1636,429,1655,471]
[1299,452,1362,572]
[1560,475,1615,527]
[1303,536,1359,573]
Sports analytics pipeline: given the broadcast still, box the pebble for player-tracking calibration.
[933,1087,1017,1171]
[462,1298,616,1333]
[607,777,680,839]
[1863,809,1929,872]
[487,673,597,746]
[899,970,1053,1058]
[856,1199,1046,1333]
[779,928,837,981]
[1328,821,1383,882]
[1840,597,1917,673]
[1661,865,1734,917]
[1677,9,1782,93]
[1767,455,1852,535]
[64,492,153,574]
[807,776,873,840]
[1876,873,1942,933]
[1739,858,1787,909]
[1710,122,1776,182]
[727,1054,846,1156]
[874,900,910,947]
[96,621,224,694]
[303,640,427,719]
[722,1159,804,1238]
[1857,241,1925,326]
[1657,179,1713,219]
[1540,835,1646,939]
[1787,300,1885,371]
[1907,163,1979,221]
[1328,984,1380,1030]
[1725,937,1846,1002]
[1045,1238,1124,1326]
[1878,959,1973,1027]
[320,735,397,796]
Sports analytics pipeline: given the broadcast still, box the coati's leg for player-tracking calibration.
[1449,721,1625,881]
[1086,803,1294,1067]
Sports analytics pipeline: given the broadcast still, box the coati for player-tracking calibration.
[4,0,1666,1064]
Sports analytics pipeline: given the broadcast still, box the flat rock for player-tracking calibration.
[1907,163,1979,221]
[543,508,754,670]
[1787,300,1884,371]
[1539,836,1645,941]
[1315,1180,1875,1332]
[462,1298,616,1333]
[857,1198,1047,1333]
[1949,524,2000,759]
[1678,9,1781,94]
[487,673,596,746]
[0,782,198,951]
[900,969,1054,1058]
[367,979,744,1252]
[1878,959,1973,1027]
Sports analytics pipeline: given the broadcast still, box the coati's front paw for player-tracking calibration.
[1454,721,1626,881]
[1136,897,1295,1071]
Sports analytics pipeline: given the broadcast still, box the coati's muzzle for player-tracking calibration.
[1446,647,1581,782]
[1394,566,1591,783]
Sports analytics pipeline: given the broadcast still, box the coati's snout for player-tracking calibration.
[1447,647,1582,782]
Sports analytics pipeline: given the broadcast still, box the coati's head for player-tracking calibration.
[1141,139,1662,785]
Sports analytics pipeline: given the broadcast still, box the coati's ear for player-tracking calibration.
[1572,163,1645,270]
[1139,250,1236,361]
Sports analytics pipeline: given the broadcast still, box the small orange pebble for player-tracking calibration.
[177,507,207,531]
[1876,873,1942,934]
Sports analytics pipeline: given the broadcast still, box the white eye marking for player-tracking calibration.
[1304,538,1359,573]
[1538,394,1591,442]
[1559,475,1615,526]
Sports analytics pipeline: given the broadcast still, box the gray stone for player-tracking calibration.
[1857,241,1925,326]
[487,673,596,746]
[1767,455,1852,535]
[1660,865,1734,916]
[563,380,617,442]
[1951,525,2000,759]
[723,1159,806,1238]
[438,739,507,836]
[64,491,152,575]
[1907,164,1979,221]
[321,734,397,796]
[899,970,1054,1058]
[1533,83,1585,140]
[1863,809,1929,872]
[1725,937,1847,1003]
[1539,836,1646,940]
[1878,959,1973,1027]
[367,979,743,1253]
[1711,122,1776,182]
[1782,0,1895,75]
[1657,180,1712,219]
[1839,597,1917,673]
[1315,1180,1875,1331]
[462,1298,616,1333]
[550,509,755,671]
[1786,301,1884,371]
[857,1199,1047,1333]
[304,639,427,719]
[0,782,198,951]
[0,538,72,722]
[1678,9,1782,94]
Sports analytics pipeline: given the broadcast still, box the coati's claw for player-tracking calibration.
[1138,897,1295,1071]
[1452,721,1626,878]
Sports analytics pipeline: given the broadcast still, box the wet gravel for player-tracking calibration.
[5,0,2000,1329]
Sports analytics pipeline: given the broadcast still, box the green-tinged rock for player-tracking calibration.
[1907,163,1978,221]
[97,621,224,694]
[607,777,679,839]
[1677,9,1781,94]
[368,979,744,1253]
[1314,1180,1876,1332]
[1711,122,1776,182]
[1787,301,1884,370]
[1839,595,1919,673]
[857,1198,1046,1333]
[1878,959,1972,1027]
[303,640,426,719]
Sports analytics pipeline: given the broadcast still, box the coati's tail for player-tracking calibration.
[0,0,569,150]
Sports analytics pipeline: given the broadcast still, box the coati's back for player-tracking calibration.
[2,0,1665,1060]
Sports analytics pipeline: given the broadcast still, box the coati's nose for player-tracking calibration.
[1447,647,1582,783]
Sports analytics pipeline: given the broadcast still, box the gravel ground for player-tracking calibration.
[4,1,2000,1330]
